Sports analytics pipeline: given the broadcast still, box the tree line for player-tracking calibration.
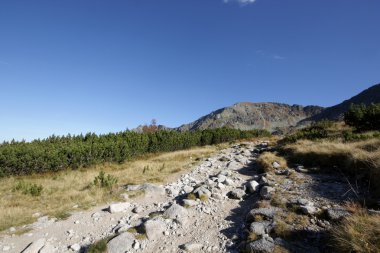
[0,128,270,177]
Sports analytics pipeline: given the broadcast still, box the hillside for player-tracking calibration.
[177,102,323,133]
[304,83,380,122]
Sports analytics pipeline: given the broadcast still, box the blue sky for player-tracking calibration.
[0,0,379,141]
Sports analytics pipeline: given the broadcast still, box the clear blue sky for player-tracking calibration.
[0,0,379,141]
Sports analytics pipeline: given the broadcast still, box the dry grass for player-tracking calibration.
[256,152,288,173]
[283,138,380,197]
[273,219,291,239]
[199,194,209,202]
[248,232,259,242]
[273,245,291,253]
[0,145,218,231]
[331,210,380,253]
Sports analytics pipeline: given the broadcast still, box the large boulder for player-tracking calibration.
[245,237,275,253]
[227,161,242,170]
[143,219,166,240]
[193,186,211,198]
[163,203,189,225]
[107,232,135,253]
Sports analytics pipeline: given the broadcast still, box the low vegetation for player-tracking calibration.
[256,152,288,173]
[278,110,380,252]
[344,103,380,131]
[93,171,118,189]
[331,208,380,253]
[0,128,270,177]
[0,145,218,231]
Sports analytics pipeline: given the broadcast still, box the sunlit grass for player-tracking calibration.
[0,145,220,231]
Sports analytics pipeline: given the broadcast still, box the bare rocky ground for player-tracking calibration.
[0,141,356,253]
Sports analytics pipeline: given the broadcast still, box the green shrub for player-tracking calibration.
[0,128,270,177]
[93,171,118,189]
[345,103,380,131]
[87,238,108,253]
[13,181,43,196]
[282,122,330,143]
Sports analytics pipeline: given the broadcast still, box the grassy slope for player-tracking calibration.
[0,145,222,232]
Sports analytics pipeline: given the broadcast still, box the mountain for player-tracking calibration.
[177,102,323,133]
[304,83,380,122]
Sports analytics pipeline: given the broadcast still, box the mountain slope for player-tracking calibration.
[305,83,380,121]
[177,102,323,132]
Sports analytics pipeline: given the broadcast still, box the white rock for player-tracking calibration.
[183,186,194,194]
[143,219,166,240]
[182,242,203,252]
[163,203,189,225]
[300,205,318,215]
[247,180,260,193]
[183,199,198,207]
[272,161,281,169]
[133,240,140,250]
[108,202,130,213]
[69,243,81,251]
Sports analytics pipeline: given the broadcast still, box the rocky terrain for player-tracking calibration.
[0,141,357,253]
[176,83,380,133]
[177,103,323,133]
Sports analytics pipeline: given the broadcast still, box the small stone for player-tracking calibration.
[296,166,309,173]
[183,186,194,194]
[132,206,144,213]
[272,162,281,169]
[181,242,203,252]
[9,227,16,233]
[227,189,246,199]
[183,199,198,207]
[133,240,140,249]
[300,205,318,215]
[69,243,81,251]
[247,180,259,193]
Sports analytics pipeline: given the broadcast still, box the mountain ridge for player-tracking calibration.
[176,83,380,132]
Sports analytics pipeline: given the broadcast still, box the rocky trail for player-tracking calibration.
[0,142,356,253]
